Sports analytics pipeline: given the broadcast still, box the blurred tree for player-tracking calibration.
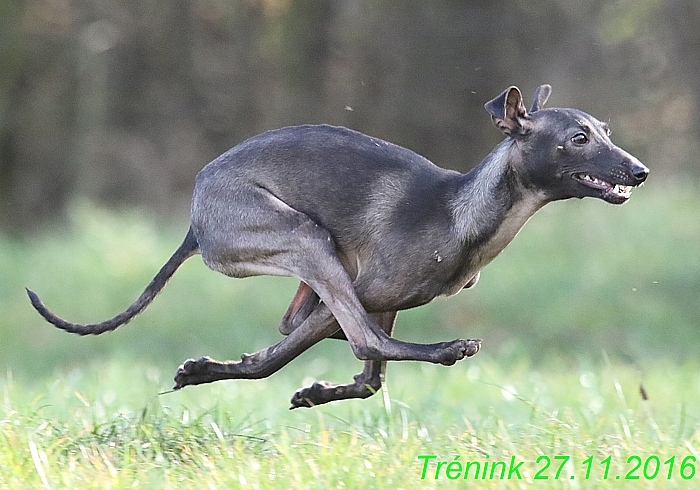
[0,0,696,232]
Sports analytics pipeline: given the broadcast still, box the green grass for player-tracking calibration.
[1,181,699,488]
[2,357,699,488]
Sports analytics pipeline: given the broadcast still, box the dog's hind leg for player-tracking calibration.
[289,311,396,409]
[280,281,347,340]
[279,281,320,335]
[173,303,338,389]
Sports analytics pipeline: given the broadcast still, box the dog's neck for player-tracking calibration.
[450,139,547,262]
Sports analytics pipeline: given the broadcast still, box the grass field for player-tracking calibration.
[2,356,699,488]
[1,181,699,488]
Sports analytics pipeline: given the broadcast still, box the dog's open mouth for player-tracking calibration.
[574,173,634,204]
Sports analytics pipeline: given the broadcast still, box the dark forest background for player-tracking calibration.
[1,0,699,231]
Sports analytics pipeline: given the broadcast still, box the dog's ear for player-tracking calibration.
[530,84,552,113]
[484,86,531,137]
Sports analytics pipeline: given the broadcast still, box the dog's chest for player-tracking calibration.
[477,195,543,263]
[441,191,546,297]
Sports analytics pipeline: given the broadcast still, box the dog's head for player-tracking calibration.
[485,85,648,204]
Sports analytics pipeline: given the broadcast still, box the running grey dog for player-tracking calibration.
[28,85,648,408]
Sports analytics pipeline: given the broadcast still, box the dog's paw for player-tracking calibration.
[173,356,212,390]
[464,338,482,357]
[289,381,335,409]
[439,339,482,365]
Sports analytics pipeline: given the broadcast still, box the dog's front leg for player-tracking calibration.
[308,275,481,364]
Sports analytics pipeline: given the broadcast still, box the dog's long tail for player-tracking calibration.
[26,227,199,336]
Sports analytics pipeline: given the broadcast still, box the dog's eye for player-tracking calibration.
[571,133,588,145]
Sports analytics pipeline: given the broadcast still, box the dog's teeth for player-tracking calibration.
[612,184,632,197]
[579,174,633,198]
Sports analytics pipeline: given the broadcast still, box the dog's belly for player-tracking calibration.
[347,248,480,312]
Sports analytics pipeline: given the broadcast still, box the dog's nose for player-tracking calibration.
[630,161,649,184]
